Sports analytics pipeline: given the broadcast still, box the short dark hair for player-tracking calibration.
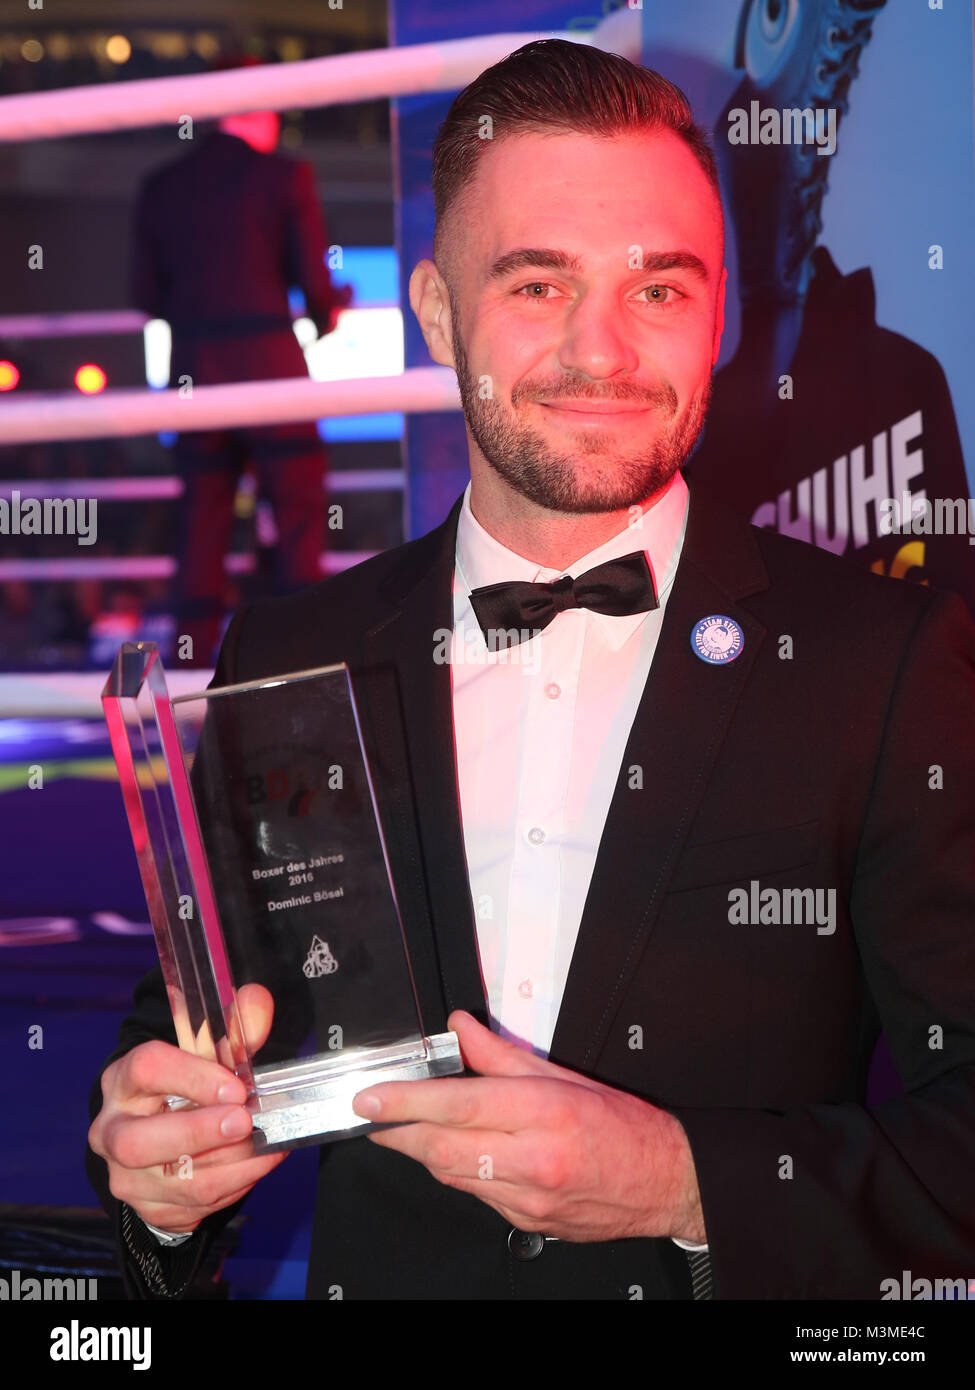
[432,39,722,285]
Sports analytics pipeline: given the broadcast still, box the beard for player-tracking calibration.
[450,301,712,515]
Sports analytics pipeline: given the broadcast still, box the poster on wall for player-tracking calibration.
[649,0,975,614]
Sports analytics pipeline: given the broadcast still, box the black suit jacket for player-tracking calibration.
[130,129,345,387]
[87,480,975,1299]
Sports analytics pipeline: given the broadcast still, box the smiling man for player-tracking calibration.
[433,131,722,545]
[88,40,975,1302]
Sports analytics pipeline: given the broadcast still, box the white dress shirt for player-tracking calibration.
[452,469,688,1053]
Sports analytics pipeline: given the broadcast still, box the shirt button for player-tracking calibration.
[527,826,545,845]
[544,682,561,699]
[518,979,533,998]
[507,1228,545,1261]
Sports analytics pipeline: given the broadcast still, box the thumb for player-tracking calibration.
[447,1010,610,1093]
[447,1010,555,1079]
[236,982,275,1055]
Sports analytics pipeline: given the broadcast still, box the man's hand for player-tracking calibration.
[352,1010,706,1244]
[323,283,354,335]
[88,984,287,1236]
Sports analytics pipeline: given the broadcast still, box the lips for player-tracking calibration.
[539,401,651,417]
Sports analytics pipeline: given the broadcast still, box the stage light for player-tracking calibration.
[192,33,220,62]
[276,38,306,62]
[21,39,44,63]
[0,360,20,391]
[143,318,171,389]
[106,35,132,64]
[75,363,107,394]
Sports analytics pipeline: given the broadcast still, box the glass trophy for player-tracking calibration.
[102,641,463,1151]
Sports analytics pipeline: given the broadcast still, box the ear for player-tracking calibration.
[409,259,455,369]
[712,265,727,367]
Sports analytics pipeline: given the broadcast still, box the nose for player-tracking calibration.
[555,286,641,383]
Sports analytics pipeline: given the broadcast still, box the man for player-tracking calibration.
[89,39,975,1300]
[130,65,351,666]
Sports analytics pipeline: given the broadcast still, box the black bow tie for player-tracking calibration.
[468,551,658,649]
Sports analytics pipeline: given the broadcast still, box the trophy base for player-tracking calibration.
[247,1031,464,1152]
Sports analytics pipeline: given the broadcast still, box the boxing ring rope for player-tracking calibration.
[0,473,404,500]
[0,14,638,141]
[0,310,150,339]
[0,367,460,445]
[0,553,377,581]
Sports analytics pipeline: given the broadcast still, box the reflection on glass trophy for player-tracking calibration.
[102,642,463,1151]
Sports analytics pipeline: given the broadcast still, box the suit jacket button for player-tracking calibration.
[508,1228,545,1260]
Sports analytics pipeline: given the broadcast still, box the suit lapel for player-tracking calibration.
[355,496,490,1036]
[549,485,770,1072]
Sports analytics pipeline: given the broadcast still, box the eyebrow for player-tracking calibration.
[485,247,710,284]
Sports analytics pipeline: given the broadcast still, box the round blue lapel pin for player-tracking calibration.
[691,615,744,665]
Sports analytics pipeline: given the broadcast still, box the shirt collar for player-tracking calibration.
[454,470,689,652]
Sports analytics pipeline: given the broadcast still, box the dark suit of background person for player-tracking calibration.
[129,125,350,666]
[86,472,975,1300]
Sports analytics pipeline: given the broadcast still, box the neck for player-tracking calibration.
[468,469,674,571]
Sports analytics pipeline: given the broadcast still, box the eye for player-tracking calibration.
[515,282,558,300]
[642,284,682,306]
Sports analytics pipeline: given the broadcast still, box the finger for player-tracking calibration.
[207,984,276,1071]
[447,1011,606,1092]
[104,1100,257,1170]
[113,1039,248,1110]
[195,983,276,1066]
[365,1125,574,1230]
[447,1012,550,1077]
[409,1173,569,1237]
[193,1015,217,1062]
[366,1121,527,1181]
[353,1074,588,1132]
[119,1151,288,1219]
[158,1131,271,1173]
[168,988,197,1055]
[133,1168,285,1233]
[237,983,275,1053]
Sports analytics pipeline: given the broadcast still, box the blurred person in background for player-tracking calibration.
[129,55,352,667]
